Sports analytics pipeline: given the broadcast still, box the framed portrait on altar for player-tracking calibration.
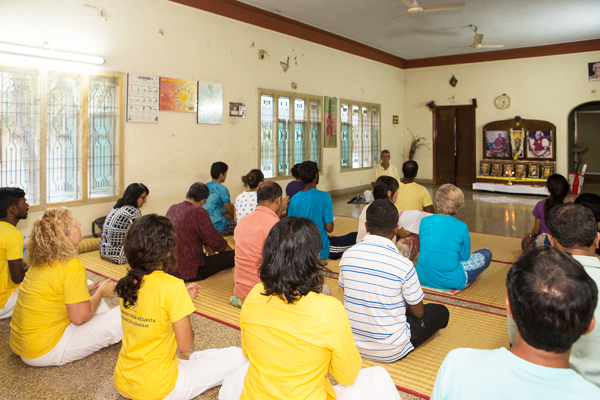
[485,130,510,158]
[528,164,540,179]
[527,130,553,159]
[480,161,491,176]
[542,164,554,179]
[491,162,503,177]
[515,164,527,178]
[503,163,514,177]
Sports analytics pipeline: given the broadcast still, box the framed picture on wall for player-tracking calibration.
[589,61,600,82]
[527,130,553,159]
[528,164,540,178]
[485,130,510,158]
[542,164,554,179]
[503,163,514,177]
[491,162,503,177]
[480,161,491,176]
[515,164,527,178]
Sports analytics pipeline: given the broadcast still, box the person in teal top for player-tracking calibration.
[432,247,600,399]
[203,162,236,235]
[287,161,356,260]
[415,184,491,290]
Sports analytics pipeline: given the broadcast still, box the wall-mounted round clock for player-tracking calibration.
[495,94,511,110]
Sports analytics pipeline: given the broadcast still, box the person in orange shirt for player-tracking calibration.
[219,217,401,400]
[230,181,288,308]
[114,214,245,400]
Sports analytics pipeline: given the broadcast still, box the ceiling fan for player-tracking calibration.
[469,25,505,49]
[395,0,465,19]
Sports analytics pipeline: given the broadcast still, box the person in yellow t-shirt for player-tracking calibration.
[113,214,245,400]
[219,217,401,400]
[9,208,122,366]
[395,160,434,213]
[0,187,29,319]
[370,150,400,188]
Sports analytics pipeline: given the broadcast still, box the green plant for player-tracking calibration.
[406,128,430,161]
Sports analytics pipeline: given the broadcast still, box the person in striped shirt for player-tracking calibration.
[339,199,449,362]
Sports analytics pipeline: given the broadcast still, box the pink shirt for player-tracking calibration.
[233,206,279,299]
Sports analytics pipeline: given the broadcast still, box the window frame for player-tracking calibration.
[0,64,124,211]
[339,99,381,172]
[258,89,323,180]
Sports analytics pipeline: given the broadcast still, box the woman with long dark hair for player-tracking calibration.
[522,174,570,250]
[114,214,245,400]
[10,208,122,366]
[219,217,400,400]
[100,183,148,264]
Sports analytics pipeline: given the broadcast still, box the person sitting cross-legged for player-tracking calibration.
[219,217,401,400]
[288,161,357,260]
[416,184,492,290]
[395,160,434,213]
[508,203,600,387]
[166,183,234,282]
[340,199,449,362]
[432,246,600,399]
[204,161,236,236]
[230,181,288,308]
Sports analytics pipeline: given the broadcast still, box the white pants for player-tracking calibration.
[118,347,247,400]
[219,363,402,400]
[0,288,19,319]
[20,299,122,367]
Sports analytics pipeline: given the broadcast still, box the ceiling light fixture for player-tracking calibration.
[0,42,105,65]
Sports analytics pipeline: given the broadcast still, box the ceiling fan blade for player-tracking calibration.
[480,45,505,48]
[422,3,465,12]
[391,13,410,21]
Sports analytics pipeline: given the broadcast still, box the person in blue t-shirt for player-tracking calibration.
[287,161,356,259]
[203,162,236,235]
[432,246,600,399]
[416,184,491,290]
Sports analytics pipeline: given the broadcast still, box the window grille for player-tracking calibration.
[259,90,322,178]
[0,64,123,207]
[340,100,381,171]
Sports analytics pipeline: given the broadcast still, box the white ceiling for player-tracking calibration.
[237,0,600,60]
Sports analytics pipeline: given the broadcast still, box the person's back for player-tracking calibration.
[394,161,433,212]
[433,246,600,399]
[416,214,469,289]
[288,188,332,259]
[433,347,599,399]
[204,181,228,230]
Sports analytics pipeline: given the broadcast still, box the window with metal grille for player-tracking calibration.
[0,65,123,207]
[259,90,322,178]
[340,100,380,170]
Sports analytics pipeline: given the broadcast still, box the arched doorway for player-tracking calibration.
[568,101,600,183]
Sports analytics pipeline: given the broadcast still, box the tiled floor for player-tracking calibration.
[2,181,597,399]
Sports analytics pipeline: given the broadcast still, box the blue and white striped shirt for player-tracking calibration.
[338,234,424,362]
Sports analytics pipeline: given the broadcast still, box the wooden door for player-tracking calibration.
[433,105,476,186]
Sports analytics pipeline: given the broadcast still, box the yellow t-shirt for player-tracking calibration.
[114,270,195,400]
[240,284,362,400]
[0,221,23,308]
[395,182,433,211]
[370,164,400,184]
[9,258,91,359]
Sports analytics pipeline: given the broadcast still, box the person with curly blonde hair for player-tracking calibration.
[9,208,123,367]
[415,184,492,290]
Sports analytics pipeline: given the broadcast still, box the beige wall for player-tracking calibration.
[1,0,405,236]
[404,51,600,180]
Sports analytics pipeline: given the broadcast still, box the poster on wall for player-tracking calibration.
[527,130,553,159]
[324,97,337,148]
[485,130,509,158]
[197,82,223,124]
[588,61,600,81]
[126,73,160,123]
[159,77,198,112]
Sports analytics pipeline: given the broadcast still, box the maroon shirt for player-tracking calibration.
[166,201,228,280]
